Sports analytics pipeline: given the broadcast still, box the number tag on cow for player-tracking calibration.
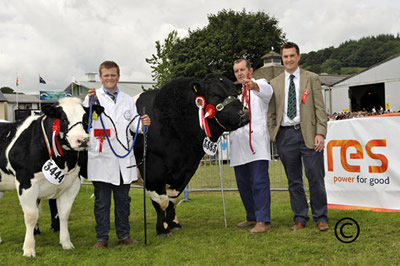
[203,137,218,156]
[42,159,65,185]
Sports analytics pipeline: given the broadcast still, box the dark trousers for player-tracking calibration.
[276,127,328,224]
[234,160,271,223]
[93,176,131,242]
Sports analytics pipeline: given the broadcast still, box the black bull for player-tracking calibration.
[134,73,249,236]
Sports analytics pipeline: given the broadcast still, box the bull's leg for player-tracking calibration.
[166,198,182,231]
[147,190,172,237]
[150,200,171,237]
[56,178,80,249]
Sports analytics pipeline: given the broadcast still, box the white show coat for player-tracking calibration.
[229,79,273,167]
[84,87,142,185]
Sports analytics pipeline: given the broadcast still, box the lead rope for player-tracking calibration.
[242,73,255,154]
[88,95,142,159]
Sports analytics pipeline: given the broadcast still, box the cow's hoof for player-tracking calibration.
[61,241,75,250]
[157,232,172,238]
[23,249,36,257]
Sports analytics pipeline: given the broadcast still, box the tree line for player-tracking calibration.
[146,9,400,89]
[300,34,400,75]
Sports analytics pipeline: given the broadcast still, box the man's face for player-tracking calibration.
[233,61,251,84]
[100,67,120,92]
[281,47,301,74]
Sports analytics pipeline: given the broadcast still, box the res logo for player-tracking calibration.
[326,139,388,173]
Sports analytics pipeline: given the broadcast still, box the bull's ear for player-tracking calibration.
[235,83,243,95]
[190,81,203,95]
[41,104,63,118]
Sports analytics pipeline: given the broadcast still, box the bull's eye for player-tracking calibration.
[236,88,242,95]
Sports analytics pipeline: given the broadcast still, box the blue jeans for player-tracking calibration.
[234,160,271,223]
[93,177,131,242]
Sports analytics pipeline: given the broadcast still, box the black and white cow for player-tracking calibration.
[0,97,103,257]
[134,73,249,236]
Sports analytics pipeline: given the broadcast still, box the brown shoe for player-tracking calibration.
[250,222,271,234]
[292,222,306,231]
[236,220,257,229]
[317,222,329,232]
[117,236,140,246]
[92,240,107,249]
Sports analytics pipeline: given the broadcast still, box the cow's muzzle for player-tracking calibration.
[77,137,90,148]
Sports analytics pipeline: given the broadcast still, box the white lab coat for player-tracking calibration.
[229,79,273,167]
[84,87,142,185]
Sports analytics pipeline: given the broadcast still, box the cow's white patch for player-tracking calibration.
[58,98,89,151]
[147,190,169,211]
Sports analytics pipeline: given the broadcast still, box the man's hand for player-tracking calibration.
[244,79,260,92]
[314,134,325,152]
[141,114,151,127]
[87,88,98,104]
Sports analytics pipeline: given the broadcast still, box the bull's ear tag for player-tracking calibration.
[203,137,218,156]
[42,159,65,185]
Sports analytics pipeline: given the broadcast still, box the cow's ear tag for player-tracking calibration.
[203,137,218,156]
[193,85,198,94]
[42,159,65,185]
[92,111,99,120]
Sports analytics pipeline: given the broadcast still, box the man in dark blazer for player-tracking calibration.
[268,42,329,231]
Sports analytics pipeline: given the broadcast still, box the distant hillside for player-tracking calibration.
[299,34,400,75]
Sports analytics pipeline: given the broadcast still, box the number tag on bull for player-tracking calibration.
[42,159,65,185]
[203,137,218,155]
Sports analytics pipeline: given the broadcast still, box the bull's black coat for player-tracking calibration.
[134,74,249,236]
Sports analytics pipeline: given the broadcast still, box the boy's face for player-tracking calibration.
[100,67,120,92]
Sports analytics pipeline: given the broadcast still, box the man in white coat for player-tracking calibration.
[230,59,273,234]
[84,61,150,249]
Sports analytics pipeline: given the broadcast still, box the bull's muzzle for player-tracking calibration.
[239,108,250,126]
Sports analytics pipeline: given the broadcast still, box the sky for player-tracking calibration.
[1,0,399,93]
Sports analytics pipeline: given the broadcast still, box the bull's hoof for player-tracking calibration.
[170,224,182,232]
[157,232,172,238]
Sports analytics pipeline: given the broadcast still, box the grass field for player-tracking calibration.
[0,184,399,265]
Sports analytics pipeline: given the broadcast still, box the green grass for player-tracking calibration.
[0,185,399,265]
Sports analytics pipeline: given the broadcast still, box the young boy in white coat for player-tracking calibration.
[84,61,150,248]
[230,59,273,234]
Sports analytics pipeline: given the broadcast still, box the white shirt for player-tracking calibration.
[229,78,273,167]
[83,87,142,185]
[281,67,301,126]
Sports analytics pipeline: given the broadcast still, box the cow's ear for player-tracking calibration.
[84,105,104,116]
[191,81,203,95]
[41,104,63,118]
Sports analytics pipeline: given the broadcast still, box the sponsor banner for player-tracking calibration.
[40,91,72,100]
[324,114,400,212]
